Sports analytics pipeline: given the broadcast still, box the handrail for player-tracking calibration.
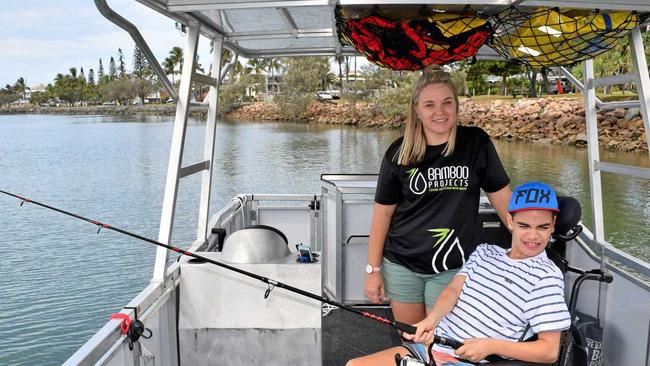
[557,66,643,110]
[576,226,650,286]
[596,161,650,179]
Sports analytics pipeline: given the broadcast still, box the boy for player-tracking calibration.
[347,181,571,365]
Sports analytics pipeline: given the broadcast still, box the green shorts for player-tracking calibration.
[382,257,459,309]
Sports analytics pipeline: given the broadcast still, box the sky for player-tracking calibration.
[0,0,213,87]
[0,1,367,89]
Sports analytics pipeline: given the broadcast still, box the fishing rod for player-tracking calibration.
[1,189,428,337]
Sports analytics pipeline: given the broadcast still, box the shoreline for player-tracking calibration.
[0,104,208,119]
[2,98,647,153]
[225,98,648,153]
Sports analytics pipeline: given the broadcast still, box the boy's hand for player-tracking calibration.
[402,318,436,344]
[455,338,496,362]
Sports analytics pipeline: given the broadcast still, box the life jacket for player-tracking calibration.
[337,6,491,70]
[491,8,638,66]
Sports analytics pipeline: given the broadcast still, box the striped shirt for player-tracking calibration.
[437,244,570,342]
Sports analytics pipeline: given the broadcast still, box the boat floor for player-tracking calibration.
[322,306,402,365]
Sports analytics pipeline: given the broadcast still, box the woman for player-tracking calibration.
[364,66,511,326]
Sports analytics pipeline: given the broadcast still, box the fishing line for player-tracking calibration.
[1,189,431,337]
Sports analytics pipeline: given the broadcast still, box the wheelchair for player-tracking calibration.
[395,197,612,366]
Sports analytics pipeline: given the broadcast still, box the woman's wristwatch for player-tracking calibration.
[365,264,381,274]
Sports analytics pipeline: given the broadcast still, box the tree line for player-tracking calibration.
[2,34,646,109]
[1,47,159,106]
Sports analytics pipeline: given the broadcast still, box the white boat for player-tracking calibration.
[60,0,650,365]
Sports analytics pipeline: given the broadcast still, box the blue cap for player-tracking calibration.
[508,181,559,213]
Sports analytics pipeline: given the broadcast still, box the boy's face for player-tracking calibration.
[506,210,556,260]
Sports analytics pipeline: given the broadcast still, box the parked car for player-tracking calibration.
[316,91,333,101]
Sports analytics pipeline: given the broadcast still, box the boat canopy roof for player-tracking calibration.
[134,0,650,59]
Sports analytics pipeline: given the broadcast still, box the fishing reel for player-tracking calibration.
[394,343,435,366]
[395,355,429,366]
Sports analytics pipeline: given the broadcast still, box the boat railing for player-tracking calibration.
[64,200,247,365]
[569,227,650,366]
[246,193,322,252]
[575,227,650,288]
[63,261,182,365]
[64,193,322,364]
[202,193,322,252]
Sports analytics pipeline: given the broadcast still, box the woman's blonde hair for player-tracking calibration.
[396,66,459,165]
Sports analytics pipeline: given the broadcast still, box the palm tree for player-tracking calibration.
[335,56,344,89]
[322,72,337,91]
[163,56,176,83]
[170,47,184,72]
[266,58,282,92]
[221,48,233,68]
[246,58,267,94]
[231,60,245,80]
[344,56,350,84]
[13,77,26,96]
[246,58,266,75]
[163,47,184,83]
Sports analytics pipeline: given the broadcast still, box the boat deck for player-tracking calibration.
[323,306,402,364]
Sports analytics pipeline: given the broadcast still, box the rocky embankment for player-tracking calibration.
[226,98,648,153]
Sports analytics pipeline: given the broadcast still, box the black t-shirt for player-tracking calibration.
[375,126,509,274]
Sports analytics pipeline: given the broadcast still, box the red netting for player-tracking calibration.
[336,6,491,70]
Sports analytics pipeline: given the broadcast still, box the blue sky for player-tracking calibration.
[0,0,212,87]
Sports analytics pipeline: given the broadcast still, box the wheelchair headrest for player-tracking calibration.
[553,196,582,242]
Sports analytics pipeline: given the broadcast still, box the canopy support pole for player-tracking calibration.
[197,36,224,242]
[630,27,650,153]
[584,56,612,365]
[583,59,605,243]
[153,21,202,283]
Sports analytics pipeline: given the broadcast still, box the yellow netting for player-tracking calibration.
[490,8,638,66]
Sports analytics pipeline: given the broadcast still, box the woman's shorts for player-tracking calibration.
[382,257,459,309]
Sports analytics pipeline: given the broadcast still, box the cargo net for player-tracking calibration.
[489,7,638,67]
[336,5,492,70]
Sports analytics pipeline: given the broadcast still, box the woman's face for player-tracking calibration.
[414,83,457,145]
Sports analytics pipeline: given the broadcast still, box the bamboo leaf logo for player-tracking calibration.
[428,228,450,248]
[407,168,417,177]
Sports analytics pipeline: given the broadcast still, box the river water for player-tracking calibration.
[0,114,648,365]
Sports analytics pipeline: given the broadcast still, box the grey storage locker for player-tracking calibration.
[321,174,378,304]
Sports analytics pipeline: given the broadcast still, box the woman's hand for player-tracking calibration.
[402,317,436,345]
[363,272,386,304]
[455,338,496,362]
